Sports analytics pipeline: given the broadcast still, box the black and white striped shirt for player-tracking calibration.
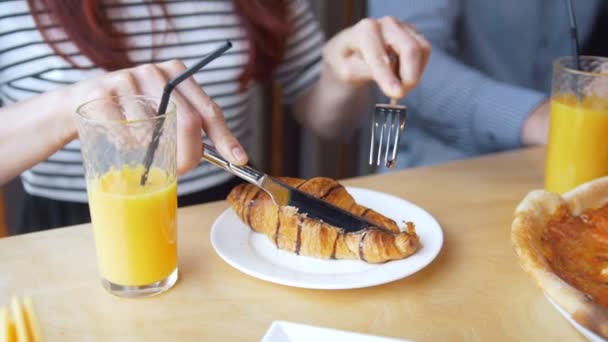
[0,0,323,202]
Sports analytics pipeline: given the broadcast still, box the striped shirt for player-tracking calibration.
[0,0,324,202]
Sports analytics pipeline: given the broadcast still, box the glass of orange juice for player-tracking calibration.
[545,56,608,194]
[76,95,178,297]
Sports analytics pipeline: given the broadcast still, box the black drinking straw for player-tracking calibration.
[566,0,581,70]
[140,40,232,185]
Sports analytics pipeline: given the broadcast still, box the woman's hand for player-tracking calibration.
[322,16,431,99]
[67,60,248,174]
[0,59,247,185]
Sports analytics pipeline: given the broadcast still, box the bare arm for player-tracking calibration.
[0,89,76,185]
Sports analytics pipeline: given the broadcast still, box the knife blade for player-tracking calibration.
[202,144,376,233]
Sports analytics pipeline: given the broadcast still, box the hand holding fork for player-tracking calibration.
[369,51,407,168]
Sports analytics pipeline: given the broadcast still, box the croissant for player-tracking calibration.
[226,177,420,263]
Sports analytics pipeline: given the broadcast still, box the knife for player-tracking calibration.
[202,144,376,233]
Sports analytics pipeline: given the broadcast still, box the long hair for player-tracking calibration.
[26,0,291,90]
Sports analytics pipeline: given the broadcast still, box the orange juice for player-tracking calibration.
[545,94,608,193]
[88,165,177,286]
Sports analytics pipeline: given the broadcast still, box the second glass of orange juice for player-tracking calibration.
[76,96,178,297]
[545,56,608,194]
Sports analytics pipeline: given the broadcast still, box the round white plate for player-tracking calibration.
[210,187,443,290]
[545,293,606,342]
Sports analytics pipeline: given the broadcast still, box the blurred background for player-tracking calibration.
[0,0,369,236]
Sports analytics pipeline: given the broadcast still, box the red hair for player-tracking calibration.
[26,0,291,90]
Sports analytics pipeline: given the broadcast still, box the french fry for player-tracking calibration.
[1,297,42,342]
[1,306,17,342]
[7,319,17,342]
[10,298,29,342]
[1,306,8,342]
[21,298,40,342]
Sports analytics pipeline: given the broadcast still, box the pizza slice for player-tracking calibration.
[512,176,608,338]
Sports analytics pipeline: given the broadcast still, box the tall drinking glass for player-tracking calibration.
[76,95,178,297]
[545,56,608,194]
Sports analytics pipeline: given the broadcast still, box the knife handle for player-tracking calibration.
[202,143,264,186]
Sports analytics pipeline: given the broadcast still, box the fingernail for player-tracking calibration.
[232,146,246,163]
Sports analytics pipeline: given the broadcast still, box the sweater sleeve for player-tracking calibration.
[368,0,546,152]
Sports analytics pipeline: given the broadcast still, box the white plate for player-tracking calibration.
[210,187,443,290]
[262,321,411,342]
[545,293,606,342]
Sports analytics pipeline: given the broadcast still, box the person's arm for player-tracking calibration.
[289,60,372,141]
[275,0,431,141]
[368,0,549,152]
[0,88,76,186]
[0,60,247,186]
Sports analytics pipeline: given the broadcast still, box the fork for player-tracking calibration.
[369,98,407,169]
[369,50,408,169]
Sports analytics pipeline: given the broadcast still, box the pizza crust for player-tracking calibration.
[512,176,608,338]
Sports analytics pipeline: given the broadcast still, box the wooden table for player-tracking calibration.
[0,147,586,341]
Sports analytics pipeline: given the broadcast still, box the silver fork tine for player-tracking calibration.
[389,110,406,163]
[376,109,387,166]
[384,110,394,165]
[368,113,377,165]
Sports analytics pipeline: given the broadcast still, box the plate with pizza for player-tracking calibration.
[512,176,608,340]
[545,293,604,341]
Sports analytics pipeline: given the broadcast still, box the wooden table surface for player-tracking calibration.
[0,147,585,341]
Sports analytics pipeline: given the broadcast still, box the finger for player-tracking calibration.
[322,30,370,84]
[379,17,428,92]
[401,29,431,91]
[400,21,417,32]
[352,19,403,97]
[171,90,205,175]
[157,59,248,166]
[106,70,142,121]
[102,71,142,149]
[132,63,205,175]
[401,22,430,49]
[326,53,374,85]
[388,20,429,55]
[402,23,432,78]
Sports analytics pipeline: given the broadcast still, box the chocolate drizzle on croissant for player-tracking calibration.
[358,230,370,262]
[227,177,420,263]
[295,216,303,255]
